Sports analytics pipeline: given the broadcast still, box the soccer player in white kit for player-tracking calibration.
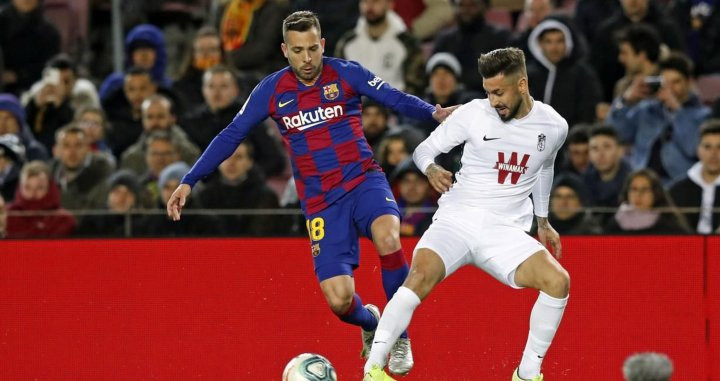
[363,48,570,381]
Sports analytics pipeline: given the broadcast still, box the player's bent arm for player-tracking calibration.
[180,80,273,187]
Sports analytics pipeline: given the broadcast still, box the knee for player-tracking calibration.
[542,269,570,298]
[327,292,354,316]
[374,230,400,254]
[404,265,441,299]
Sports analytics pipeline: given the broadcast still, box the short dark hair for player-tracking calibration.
[700,119,720,139]
[362,97,389,117]
[55,123,87,143]
[589,125,620,143]
[283,11,321,39]
[567,125,590,145]
[47,53,77,74]
[659,51,694,79]
[125,66,152,78]
[478,48,527,79]
[615,23,661,63]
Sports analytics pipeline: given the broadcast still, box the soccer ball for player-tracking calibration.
[282,353,337,381]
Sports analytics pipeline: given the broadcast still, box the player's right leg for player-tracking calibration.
[363,248,446,377]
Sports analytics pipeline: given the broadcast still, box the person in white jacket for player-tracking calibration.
[363,47,569,381]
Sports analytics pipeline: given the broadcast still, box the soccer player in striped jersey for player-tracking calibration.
[166,11,456,376]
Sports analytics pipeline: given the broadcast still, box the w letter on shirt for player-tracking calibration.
[494,152,530,184]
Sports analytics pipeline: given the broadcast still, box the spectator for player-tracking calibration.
[24,59,76,152]
[0,0,60,95]
[197,142,283,236]
[574,0,620,44]
[548,174,602,234]
[139,131,182,207]
[623,352,673,381]
[74,106,114,161]
[219,0,290,77]
[512,0,558,59]
[377,133,411,177]
[120,95,200,176]
[0,133,24,201]
[433,0,512,92]
[608,52,711,182]
[390,159,435,237]
[394,0,454,41]
[102,68,158,157]
[76,170,143,238]
[173,26,224,114]
[362,98,423,153]
[605,168,691,234]
[50,124,115,211]
[292,0,359,55]
[182,66,287,177]
[412,53,480,137]
[23,53,100,114]
[669,120,720,233]
[335,0,426,95]
[612,24,662,101]
[99,24,172,100]
[527,16,603,126]
[137,161,222,237]
[0,93,48,160]
[2,160,76,238]
[670,0,720,75]
[583,126,632,209]
[592,0,685,102]
[559,125,591,176]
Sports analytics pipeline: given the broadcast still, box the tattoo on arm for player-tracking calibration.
[537,216,550,229]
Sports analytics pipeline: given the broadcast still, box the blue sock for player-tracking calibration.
[338,294,378,331]
[380,249,410,339]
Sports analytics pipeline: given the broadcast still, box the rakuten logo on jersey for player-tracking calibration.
[281,105,344,131]
[494,152,530,184]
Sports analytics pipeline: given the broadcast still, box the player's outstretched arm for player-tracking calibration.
[166,184,191,221]
[425,163,453,193]
[537,217,562,259]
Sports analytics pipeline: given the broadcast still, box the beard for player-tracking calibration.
[495,98,522,121]
[365,12,386,26]
[291,62,322,83]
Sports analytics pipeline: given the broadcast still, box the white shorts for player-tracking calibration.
[414,206,548,289]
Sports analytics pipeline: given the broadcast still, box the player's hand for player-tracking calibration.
[537,218,562,259]
[432,103,461,123]
[425,163,453,193]
[166,184,191,221]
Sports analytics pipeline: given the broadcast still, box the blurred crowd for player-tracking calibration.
[0,0,719,239]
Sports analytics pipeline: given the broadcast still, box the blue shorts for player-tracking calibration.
[306,173,400,282]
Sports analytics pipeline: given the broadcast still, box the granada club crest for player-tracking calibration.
[537,133,546,151]
[322,83,340,101]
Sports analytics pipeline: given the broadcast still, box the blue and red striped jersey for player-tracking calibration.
[182,57,435,215]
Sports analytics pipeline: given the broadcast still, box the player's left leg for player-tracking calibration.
[512,250,570,380]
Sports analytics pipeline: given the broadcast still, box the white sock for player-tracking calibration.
[518,291,568,379]
[363,286,421,373]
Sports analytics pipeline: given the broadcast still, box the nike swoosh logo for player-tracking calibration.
[483,135,500,141]
[386,197,396,203]
[278,99,294,108]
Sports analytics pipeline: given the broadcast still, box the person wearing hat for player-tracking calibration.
[76,169,144,237]
[0,133,25,202]
[547,174,602,235]
[136,161,222,237]
[99,24,172,100]
[526,16,602,127]
[0,93,49,161]
[390,158,436,237]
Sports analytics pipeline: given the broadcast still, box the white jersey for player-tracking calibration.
[413,98,568,231]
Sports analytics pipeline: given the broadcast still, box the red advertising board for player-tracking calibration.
[0,237,709,380]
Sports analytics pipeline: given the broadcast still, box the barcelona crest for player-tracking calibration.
[323,83,340,101]
[311,243,321,257]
